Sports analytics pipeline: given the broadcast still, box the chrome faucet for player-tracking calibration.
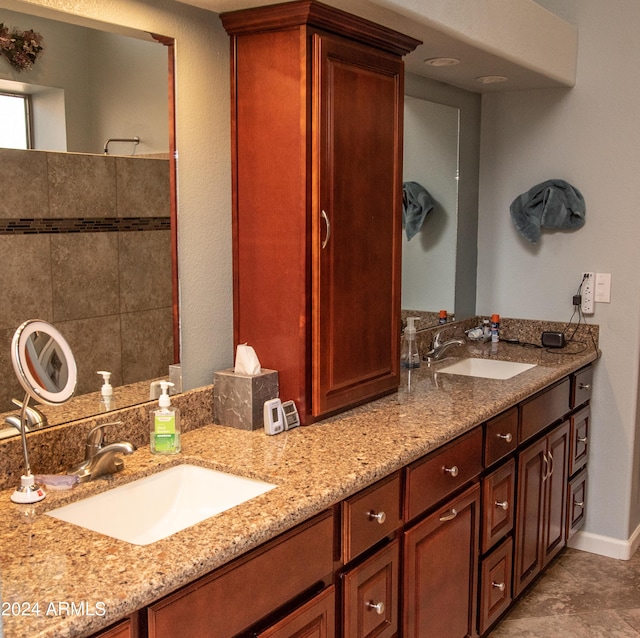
[424,329,465,361]
[4,398,47,432]
[68,421,135,482]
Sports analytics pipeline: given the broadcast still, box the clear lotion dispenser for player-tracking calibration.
[401,316,420,368]
[150,381,181,455]
[97,370,115,412]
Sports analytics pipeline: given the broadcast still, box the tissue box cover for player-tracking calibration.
[213,368,279,431]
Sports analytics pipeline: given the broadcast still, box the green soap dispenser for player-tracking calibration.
[150,381,181,455]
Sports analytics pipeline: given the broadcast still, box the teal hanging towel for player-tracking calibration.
[510,179,585,243]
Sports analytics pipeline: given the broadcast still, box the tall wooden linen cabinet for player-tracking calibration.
[222,2,420,424]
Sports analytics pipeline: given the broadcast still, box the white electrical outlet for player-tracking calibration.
[582,272,595,314]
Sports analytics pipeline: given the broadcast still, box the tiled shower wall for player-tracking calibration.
[0,148,173,412]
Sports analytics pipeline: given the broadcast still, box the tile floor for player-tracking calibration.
[488,548,640,637]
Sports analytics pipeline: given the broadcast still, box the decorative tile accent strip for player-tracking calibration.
[0,216,170,235]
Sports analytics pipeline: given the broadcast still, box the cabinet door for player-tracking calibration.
[342,540,399,638]
[313,33,403,417]
[257,587,335,638]
[542,421,569,565]
[481,458,516,554]
[567,468,588,540]
[513,438,546,598]
[403,483,480,638]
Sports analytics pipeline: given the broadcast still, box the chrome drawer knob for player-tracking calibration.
[366,601,385,615]
[579,383,591,390]
[369,510,386,525]
[495,500,509,511]
[578,435,588,444]
[443,465,459,477]
[574,500,585,508]
[497,433,513,443]
[491,581,506,592]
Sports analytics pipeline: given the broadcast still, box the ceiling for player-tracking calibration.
[178,0,577,93]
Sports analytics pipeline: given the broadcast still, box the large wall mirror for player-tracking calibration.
[0,6,177,434]
[402,73,481,329]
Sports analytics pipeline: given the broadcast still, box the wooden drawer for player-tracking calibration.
[478,537,513,635]
[481,458,516,554]
[257,587,335,638]
[147,512,334,638]
[569,406,589,476]
[567,468,587,541]
[90,619,132,638]
[520,378,570,443]
[484,408,518,467]
[342,539,399,638]
[571,365,593,409]
[405,428,483,522]
[342,472,401,563]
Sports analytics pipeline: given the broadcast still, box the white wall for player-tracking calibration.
[479,0,640,552]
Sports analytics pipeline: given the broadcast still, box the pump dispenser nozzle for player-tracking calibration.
[158,381,174,408]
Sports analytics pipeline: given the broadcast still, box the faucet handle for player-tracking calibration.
[85,421,122,459]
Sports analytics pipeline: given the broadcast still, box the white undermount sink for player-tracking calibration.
[437,358,536,380]
[46,464,277,545]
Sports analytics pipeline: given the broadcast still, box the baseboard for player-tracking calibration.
[568,523,640,560]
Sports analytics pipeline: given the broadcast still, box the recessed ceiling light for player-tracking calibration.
[476,75,509,84]
[424,57,461,67]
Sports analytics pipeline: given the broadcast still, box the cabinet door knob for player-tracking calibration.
[495,500,509,511]
[321,210,331,249]
[368,510,386,525]
[579,382,591,390]
[443,465,459,477]
[491,581,506,592]
[578,435,588,444]
[366,601,385,615]
[497,432,513,443]
[574,500,584,508]
[439,508,458,522]
[542,453,549,482]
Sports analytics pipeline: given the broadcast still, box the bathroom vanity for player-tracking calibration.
[0,337,597,638]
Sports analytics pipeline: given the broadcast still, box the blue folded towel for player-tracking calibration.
[402,181,434,241]
[510,179,585,243]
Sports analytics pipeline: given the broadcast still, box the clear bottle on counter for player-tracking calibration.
[401,316,421,369]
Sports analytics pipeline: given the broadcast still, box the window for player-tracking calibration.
[0,92,32,149]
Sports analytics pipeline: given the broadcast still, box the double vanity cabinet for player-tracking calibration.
[90,363,592,638]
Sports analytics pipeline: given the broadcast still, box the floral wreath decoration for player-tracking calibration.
[0,23,44,72]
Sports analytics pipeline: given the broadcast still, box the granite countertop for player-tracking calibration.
[0,340,599,638]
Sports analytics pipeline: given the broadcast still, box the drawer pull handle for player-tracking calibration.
[579,383,591,390]
[497,432,513,443]
[495,500,509,511]
[443,465,459,477]
[491,581,506,592]
[366,601,385,615]
[368,510,386,525]
[439,508,457,522]
[578,435,588,444]
[574,500,585,508]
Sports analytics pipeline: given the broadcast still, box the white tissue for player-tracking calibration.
[234,344,262,375]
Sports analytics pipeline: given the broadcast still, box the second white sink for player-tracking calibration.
[438,358,536,380]
[47,464,277,545]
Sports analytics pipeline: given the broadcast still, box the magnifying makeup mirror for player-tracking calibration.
[10,320,77,503]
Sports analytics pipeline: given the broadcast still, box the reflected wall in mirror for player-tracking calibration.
[402,74,481,328]
[0,8,176,428]
[402,96,460,315]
